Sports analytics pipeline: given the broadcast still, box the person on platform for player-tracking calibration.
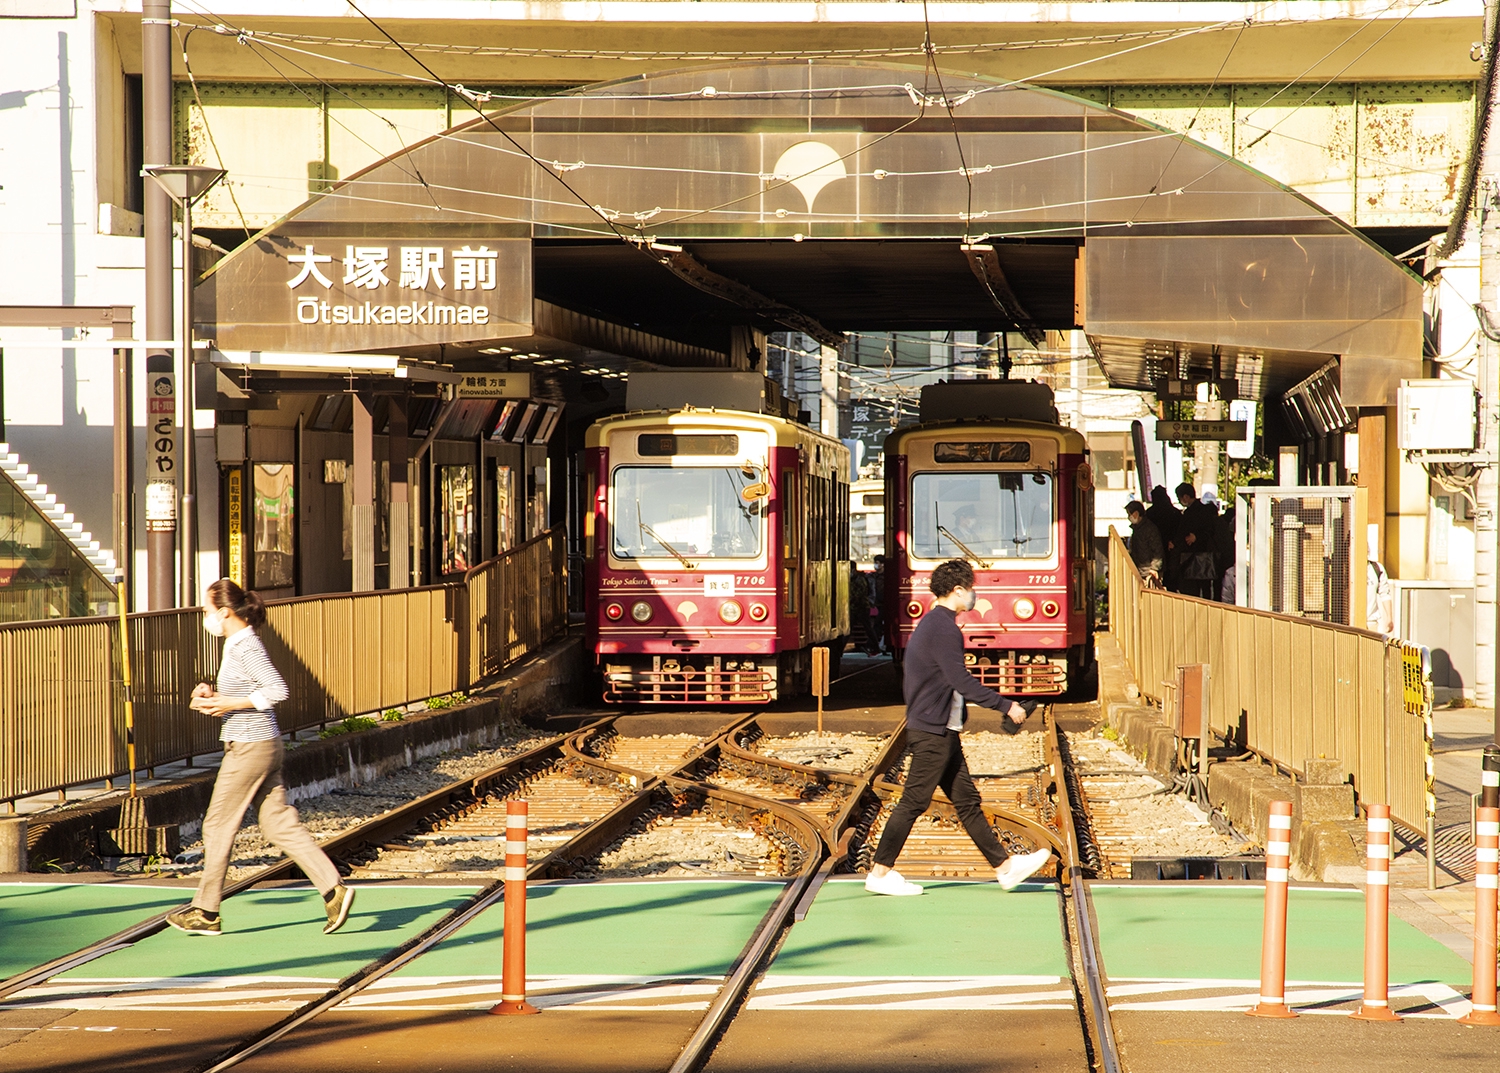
[864,560,1053,897]
[1366,527,1396,636]
[1174,482,1219,600]
[1125,500,1164,583]
[1145,486,1181,589]
[166,579,356,937]
[868,554,889,655]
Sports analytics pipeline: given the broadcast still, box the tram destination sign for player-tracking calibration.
[1156,420,1248,441]
[197,231,533,354]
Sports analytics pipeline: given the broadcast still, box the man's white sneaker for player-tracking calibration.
[864,869,925,896]
[996,848,1052,891]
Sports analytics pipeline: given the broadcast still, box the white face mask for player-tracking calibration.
[202,608,227,637]
[959,588,977,612]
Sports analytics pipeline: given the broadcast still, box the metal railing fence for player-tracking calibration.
[1108,529,1431,834]
[0,527,566,806]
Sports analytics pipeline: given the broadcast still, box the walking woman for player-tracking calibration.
[166,579,355,936]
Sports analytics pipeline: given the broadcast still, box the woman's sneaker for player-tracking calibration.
[323,884,355,934]
[165,906,221,936]
[995,848,1053,891]
[864,869,925,896]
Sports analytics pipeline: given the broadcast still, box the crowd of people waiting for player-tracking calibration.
[1125,482,1236,602]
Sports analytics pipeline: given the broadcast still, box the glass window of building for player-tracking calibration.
[253,463,296,590]
[0,473,117,622]
[439,465,475,574]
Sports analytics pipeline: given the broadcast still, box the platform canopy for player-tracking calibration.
[199,60,1423,405]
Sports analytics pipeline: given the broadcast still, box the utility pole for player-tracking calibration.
[142,0,176,609]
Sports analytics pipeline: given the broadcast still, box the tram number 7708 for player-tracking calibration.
[1027,574,1058,585]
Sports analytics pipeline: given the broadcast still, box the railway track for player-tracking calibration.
[0,705,1124,1073]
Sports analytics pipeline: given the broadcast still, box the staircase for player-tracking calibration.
[0,442,118,580]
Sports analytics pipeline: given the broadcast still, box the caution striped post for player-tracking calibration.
[1248,800,1297,1018]
[1459,804,1500,1027]
[490,800,540,1016]
[1352,804,1399,1021]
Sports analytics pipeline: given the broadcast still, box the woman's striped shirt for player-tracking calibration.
[214,627,288,742]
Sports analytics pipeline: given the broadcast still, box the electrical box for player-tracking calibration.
[1173,663,1209,741]
[1398,379,1477,452]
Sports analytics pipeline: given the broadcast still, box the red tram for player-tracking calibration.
[884,381,1095,695]
[584,372,851,704]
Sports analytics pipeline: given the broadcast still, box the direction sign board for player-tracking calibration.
[1155,420,1248,442]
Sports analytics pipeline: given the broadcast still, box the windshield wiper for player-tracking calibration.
[639,517,696,570]
[937,524,992,569]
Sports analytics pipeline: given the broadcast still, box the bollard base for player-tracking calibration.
[1351,1004,1402,1022]
[490,999,541,1016]
[1246,1001,1297,1019]
[1458,1008,1500,1027]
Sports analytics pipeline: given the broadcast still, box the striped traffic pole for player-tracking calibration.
[1248,800,1297,1018]
[1352,804,1399,1021]
[1459,805,1500,1027]
[490,800,540,1016]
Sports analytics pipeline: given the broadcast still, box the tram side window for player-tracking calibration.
[909,472,1054,560]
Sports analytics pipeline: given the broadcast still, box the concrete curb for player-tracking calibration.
[25,632,585,869]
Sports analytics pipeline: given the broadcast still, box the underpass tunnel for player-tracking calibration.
[193,59,1424,603]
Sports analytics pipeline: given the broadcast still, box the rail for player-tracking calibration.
[0,527,568,807]
[1107,529,1431,835]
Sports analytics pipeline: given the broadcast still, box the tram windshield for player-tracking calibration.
[909,471,1053,561]
[611,466,764,562]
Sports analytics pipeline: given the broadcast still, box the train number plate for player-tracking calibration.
[704,575,737,597]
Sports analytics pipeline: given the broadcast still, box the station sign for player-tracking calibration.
[1155,420,1248,442]
[457,372,532,399]
[197,231,533,355]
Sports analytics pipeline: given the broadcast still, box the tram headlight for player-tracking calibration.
[1013,598,1037,620]
[630,601,653,623]
[605,602,624,621]
[906,600,924,618]
[719,600,744,624]
[1041,599,1060,618]
[748,602,769,622]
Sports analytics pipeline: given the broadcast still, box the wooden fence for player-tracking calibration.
[1108,530,1431,833]
[0,528,567,806]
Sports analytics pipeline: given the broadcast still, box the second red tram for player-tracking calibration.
[584,372,851,704]
[885,381,1095,695]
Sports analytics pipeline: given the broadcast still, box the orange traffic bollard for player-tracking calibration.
[490,800,540,1016]
[1248,800,1297,1018]
[1459,805,1500,1027]
[1352,804,1400,1022]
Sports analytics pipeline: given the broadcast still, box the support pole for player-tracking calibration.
[1248,800,1297,1018]
[1459,805,1500,1025]
[351,393,375,592]
[1352,804,1400,1021]
[388,396,409,590]
[180,193,197,608]
[142,0,175,609]
[490,800,539,1015]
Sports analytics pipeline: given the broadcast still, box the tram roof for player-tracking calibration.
[200,59,1421,408]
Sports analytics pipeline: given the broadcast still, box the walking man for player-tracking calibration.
[1125,500,1164,584]
[865,560,1053,896]
[166,579,356,936]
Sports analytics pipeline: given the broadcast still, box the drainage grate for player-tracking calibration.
[1129,856,1266,881]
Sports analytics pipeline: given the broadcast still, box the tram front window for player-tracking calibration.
[612,466,764,561]
[910,472,1053,560]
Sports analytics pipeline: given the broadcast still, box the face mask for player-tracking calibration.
[202,609,227,637]
[960,588,977,612]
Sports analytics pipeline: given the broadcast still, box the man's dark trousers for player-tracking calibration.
[872,728,1009,868]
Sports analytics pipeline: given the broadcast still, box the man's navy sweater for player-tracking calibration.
[902,604,1012,734]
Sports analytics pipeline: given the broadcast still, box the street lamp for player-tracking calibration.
[142,164,225,608]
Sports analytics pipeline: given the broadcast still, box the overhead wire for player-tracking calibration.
[176,24,251,235]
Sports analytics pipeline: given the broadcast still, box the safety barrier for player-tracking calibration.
[1107,530,1432,837]
[0,527,567,807]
